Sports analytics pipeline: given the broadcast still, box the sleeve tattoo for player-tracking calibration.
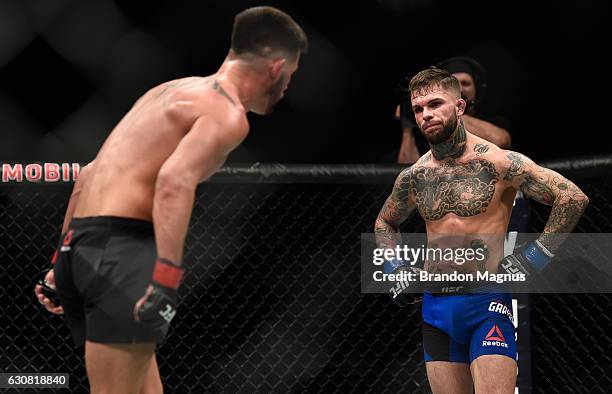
[374,168,416,250]
[504,152,589,251]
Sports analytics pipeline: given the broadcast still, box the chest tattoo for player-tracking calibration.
[410,159,499,220]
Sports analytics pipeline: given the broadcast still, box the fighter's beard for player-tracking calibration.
[430,118,467,160]
[264,74,288,114]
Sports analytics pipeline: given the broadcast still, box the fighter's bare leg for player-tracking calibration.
[85,341,157,394]
[140,355,163,394]
[426,361,473,394]
[470,355,516,394]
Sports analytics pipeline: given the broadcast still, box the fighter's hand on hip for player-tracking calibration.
[498,241,553,284]
[383,258,423,307]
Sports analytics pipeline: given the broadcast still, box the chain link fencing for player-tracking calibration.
[1,156,611,393]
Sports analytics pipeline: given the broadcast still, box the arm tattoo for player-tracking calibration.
[374,169,414,250]
[504,152,589,251]
[540,178,589,250]
[503,152,525,181]
[504,152,555,204]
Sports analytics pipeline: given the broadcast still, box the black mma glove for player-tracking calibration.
[134,258,185,331]
[36,246,61,307]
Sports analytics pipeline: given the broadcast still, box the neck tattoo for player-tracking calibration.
[212,80,236,106]
[430,119,467,160]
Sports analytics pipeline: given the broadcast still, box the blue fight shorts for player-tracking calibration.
[422,292,517,364]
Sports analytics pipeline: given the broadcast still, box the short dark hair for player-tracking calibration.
[409,67,461,98]
[231,6,308,61]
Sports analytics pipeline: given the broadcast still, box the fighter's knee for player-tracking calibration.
[471,355,516,394]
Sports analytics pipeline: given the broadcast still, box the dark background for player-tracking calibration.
[1,0,610,164]
[2,2,612,391]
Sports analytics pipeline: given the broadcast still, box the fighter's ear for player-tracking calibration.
[456,98,467,116]
[269,58,287,80]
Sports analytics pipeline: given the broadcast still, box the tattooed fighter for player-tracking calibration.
[374,67,588,394]
[34,7,307,394]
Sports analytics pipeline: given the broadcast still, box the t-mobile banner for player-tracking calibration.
[1,162,81,183]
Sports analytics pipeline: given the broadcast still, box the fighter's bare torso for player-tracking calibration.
[402,132,517,274]
[74,77,248,221]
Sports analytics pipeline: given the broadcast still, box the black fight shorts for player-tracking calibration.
[54,216,168,346]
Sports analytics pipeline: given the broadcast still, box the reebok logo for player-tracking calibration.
[486,325,504,341]
[482,324,508,348]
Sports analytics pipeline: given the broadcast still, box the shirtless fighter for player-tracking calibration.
[374,67,588,393]
[34,7,307,393]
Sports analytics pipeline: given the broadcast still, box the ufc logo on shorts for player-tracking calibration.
[159,304,176,323]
